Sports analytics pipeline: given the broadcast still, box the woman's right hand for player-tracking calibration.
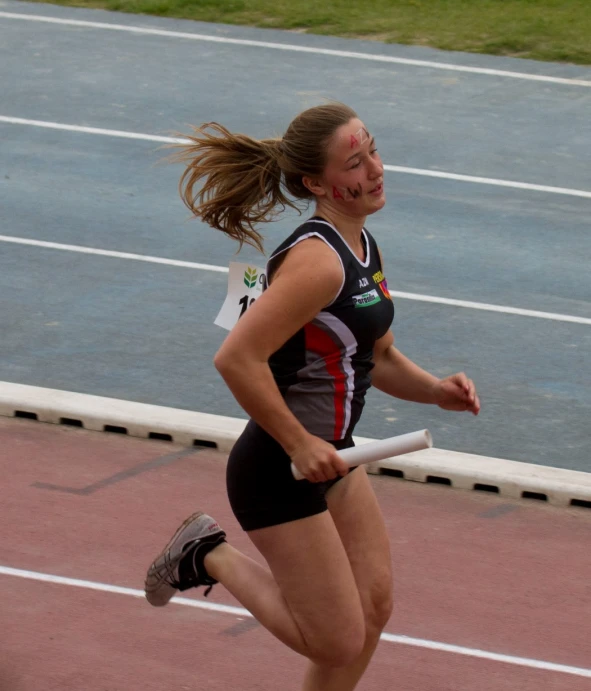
[288,434,350,483]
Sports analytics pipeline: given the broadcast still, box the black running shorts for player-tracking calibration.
[226,419,356,531]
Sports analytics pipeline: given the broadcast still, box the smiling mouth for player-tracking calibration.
[369,183,383,194]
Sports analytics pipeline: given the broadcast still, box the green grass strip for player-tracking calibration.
[31,0,591,65]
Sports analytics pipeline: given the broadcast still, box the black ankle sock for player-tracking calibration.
[177,535,226,590]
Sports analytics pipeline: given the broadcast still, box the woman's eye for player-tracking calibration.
[349,150,378,169]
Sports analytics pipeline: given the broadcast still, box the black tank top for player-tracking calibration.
[266,218,395,441]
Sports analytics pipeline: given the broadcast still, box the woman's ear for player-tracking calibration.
[302,176,327,197]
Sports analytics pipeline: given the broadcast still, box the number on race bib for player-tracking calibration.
[238,295,256,318]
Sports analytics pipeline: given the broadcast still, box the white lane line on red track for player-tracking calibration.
[1,565,590,678]
[2,115,591,200]
[1,12,591,87]
[1,234,590,325]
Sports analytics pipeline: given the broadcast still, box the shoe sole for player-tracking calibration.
[144,510,206,606]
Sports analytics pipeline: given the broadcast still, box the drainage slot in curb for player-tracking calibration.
[426,475,452,486]
[148,432,173,442]
[14,410,38,420]
[103,425,128,435]
[522,491,548,502]
[60,417,84,427]
[193,439,218,449]
[474,483,500,493]
[379,468,404,478]
[571,499,591,509]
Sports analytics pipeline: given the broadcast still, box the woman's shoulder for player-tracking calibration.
[268,218,335,258]
[266,219,343,286]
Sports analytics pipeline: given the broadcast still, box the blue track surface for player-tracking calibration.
[1,1,590,470]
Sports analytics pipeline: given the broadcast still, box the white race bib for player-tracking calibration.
[214,262,267,331]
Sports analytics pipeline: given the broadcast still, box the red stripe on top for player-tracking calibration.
[304,323,346,439]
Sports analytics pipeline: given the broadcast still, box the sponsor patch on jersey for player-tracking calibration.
[372,270,391,300]
[378,278,391,299]
[352,289,381,308]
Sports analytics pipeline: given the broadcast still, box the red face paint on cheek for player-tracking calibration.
[333,185,361,202]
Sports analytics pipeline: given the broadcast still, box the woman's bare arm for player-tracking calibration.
[214,238,351,480]
[371,331,480,414]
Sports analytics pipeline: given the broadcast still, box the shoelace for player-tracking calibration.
[158,544,194,589]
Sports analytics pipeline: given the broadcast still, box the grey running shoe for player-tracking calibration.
[145,511,226,607]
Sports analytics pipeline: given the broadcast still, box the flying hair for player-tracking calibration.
[171,103,358,253]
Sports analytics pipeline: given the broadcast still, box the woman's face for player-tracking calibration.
[312,118,385,216]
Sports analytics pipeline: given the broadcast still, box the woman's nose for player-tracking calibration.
[368,156,383,178]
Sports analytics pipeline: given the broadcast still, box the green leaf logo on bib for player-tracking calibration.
[244,267,258,289]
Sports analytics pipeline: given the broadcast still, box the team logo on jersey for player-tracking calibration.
[372,270,391,300]
[352,289,381,308]
[358,277,369,288]
[377,279,390,299]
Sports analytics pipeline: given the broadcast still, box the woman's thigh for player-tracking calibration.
[326,467,394,630]
[247,511,366,657]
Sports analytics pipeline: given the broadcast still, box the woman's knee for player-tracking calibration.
[305,584,393,667]
[307,626,366,668]
[364,576,394,634]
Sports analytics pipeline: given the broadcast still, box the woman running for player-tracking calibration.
[145,102,480,691]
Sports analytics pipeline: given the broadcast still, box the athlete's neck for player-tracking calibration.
[312,207,367,261]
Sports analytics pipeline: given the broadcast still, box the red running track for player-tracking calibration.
[1,416,590,690]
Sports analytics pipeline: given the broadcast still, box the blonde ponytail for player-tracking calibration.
[173,123,298,253]
[173,103,358,253]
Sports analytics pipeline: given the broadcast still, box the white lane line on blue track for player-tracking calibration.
[1,234,589,325]
[0,235,229,273]
[1,11,591,87]
[1,565,590,678]
[2,116,591,200]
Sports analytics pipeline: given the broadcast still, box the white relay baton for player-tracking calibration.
[291,429,433,481]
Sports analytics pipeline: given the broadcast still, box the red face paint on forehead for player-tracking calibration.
[350,127,370,148]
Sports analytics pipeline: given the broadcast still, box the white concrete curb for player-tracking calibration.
[1,382,590,509]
